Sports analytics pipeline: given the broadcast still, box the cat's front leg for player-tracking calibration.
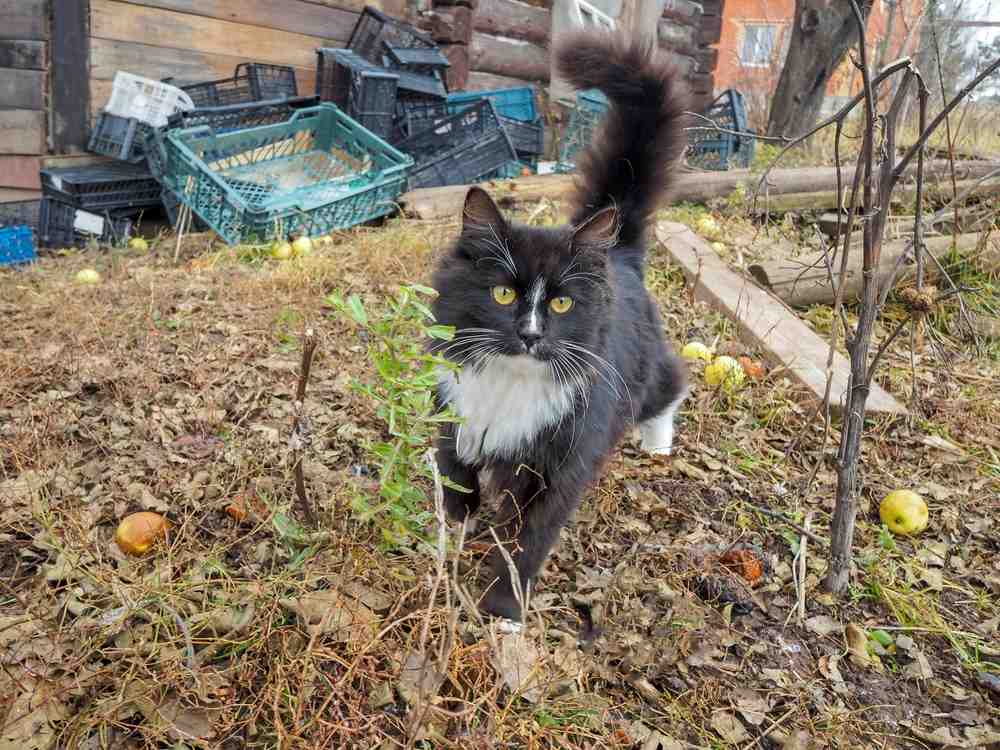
[434,423,481,522]
[480,464,591,622]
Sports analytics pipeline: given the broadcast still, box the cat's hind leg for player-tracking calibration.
[637,351,688,456]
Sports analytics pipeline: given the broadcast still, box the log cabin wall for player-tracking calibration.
[0,0,49,197]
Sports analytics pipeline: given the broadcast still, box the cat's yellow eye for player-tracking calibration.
[492,286,517,305]
[550,296,574,314]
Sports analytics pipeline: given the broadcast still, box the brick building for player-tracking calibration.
[714,0,924,129]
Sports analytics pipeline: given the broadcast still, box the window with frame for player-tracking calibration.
[740,23,778,67]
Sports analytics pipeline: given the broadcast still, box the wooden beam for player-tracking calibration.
[51,0,89,154]
[0,110,46,154]
[0,41,47,70]
[474,0,550,44]
[470,32,548,82]
[658,20,699,56]
[431,6,473,44]
[654,221,907,416]
[91,0,348,70]
[100,0,357,44]
[0,0,49,40]
[0,188,43,203]
[661,0,701,24]
[0,69,44,110]
[0,156,43,190]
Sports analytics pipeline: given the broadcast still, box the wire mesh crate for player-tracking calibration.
[686,89,755,170]
[395,68,447,100]
[383,42,449,80]
[104,72,195,128]
[160,104,413,244]
[316,49,398,141]
[347,7,437,66]
[180,63,299,108]
[396,99,507,162]
[41,163,163,212]
[88,112,152,163]
[0,225,36,266]
[38,198,132,249]
[0,199,42,229]
[557,89,609,171]
[447,86,538,122]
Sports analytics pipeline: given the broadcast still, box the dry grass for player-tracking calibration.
[1,208,998,749]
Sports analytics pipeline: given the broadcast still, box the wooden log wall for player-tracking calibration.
[0,0,48,195]
[424,0,722,110]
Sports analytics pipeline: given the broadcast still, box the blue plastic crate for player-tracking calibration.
[446,87,537,122]
[0,225,36,266]
[161,104,413,244]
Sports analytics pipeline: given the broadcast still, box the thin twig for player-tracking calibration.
[291,327,319,526]
[745,503,827,546]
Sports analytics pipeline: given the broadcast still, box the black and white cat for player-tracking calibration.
[430,30,689,621]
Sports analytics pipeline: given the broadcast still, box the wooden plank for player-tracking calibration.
[474,0,550,44]
[402,174,576,218]
[0,41,47,70]
[0,188,42,203]
[470,32,548,82]
[655,221,906,416]
[0,156,42,190]
[91,0,348,70]
[51,0,89,154]
[105,0,357,44]
[0,0,49,40]
[0,69,44,110]
[0,110,45,154]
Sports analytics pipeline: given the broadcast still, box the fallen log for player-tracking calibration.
[655,222,907,416]
[748,233,1000,308]
[401,161,1000,220]
[758,176,1000,213]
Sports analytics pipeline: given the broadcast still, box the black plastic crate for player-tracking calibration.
[38,198,132,248]
[500,115,544,157]
[397,99,506,161]
[143,127,169,181]
[88,112,151,163]
[395,96,449,141]
[395,68,447,99]
[180,63,298,108]
[383,42,449,79]
[348,7,436,66]
[316,49,398,141]
[406,130,516,190]
[41,163,163,211]
[161,188,208,231]
[0,199,41,229]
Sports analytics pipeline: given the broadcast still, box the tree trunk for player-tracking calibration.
[767,0,875,138]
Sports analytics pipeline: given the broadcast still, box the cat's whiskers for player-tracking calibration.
[561,341,636,424]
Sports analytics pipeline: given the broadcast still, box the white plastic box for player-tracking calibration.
[104,72,195,128]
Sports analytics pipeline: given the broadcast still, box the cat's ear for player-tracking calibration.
[462,187,505,233]
[572,206,618,248]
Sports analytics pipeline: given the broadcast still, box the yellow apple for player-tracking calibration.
[271,241,293,260]
[292,236,313,257]
[75,268,101,284]
[879,490,928,536]
[681,341,713,362]
[705,355,745,392]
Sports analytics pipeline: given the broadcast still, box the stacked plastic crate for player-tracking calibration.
[315,7,543,189]
[686,89,756,171]
[0,200,39,267]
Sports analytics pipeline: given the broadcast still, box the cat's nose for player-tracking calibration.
[518,325,543,351]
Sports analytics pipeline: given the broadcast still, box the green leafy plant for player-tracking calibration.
[327,284,459,547]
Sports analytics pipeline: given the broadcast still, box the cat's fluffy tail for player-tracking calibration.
[555,31,688,247]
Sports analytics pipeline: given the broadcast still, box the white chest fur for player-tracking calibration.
[440,355,576,464]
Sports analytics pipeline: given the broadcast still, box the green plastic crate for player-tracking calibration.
[162,104,413,244]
